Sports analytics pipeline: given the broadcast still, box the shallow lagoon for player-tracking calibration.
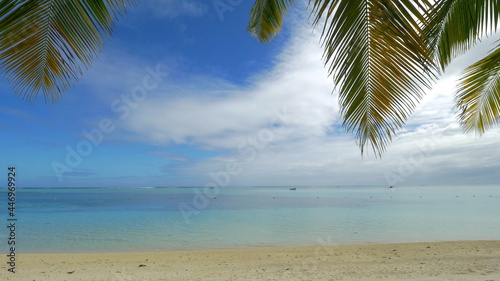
[3,185,499,253]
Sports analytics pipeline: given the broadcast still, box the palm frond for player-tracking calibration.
[0,0,136,102]
[426,0,500,70]
[247,0,295,42]
[0,1,18,17]
[456,42,500,134]
[309,0,436,156]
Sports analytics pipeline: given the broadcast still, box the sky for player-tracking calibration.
[1,1,499,188]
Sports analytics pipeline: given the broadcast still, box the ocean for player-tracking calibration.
[1,185,499,253]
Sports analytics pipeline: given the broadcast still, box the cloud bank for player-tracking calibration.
[84,14,500,187]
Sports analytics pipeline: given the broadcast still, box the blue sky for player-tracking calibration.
[1,1,500,188]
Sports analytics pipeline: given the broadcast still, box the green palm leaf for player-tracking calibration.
[428,0,500,134]
[0,0,135,102]
[249,0,438,156]
[456,43,500,134]
[426,0,500,70]
[310,0,436,156]
[247,0,295,42]
[248,0,500,155]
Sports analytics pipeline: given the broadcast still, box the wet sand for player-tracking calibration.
[1,240,499,280]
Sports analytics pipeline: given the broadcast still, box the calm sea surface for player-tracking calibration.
[1,185,499,253]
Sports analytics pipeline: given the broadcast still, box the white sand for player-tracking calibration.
[1,240,499,280]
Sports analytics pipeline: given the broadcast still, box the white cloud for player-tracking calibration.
[88,14,500,187]
[118,22,338,150]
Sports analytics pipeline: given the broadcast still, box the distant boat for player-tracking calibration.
[388,185,394,189]
[289,187,297,190]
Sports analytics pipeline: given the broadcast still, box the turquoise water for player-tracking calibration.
[1,185,499,253]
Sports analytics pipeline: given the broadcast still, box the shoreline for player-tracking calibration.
[2,240,499,280]
[10,238,500,254]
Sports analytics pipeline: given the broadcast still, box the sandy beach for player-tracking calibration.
[1,240,499,281]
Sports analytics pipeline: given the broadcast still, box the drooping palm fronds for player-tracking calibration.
[427,0,500,70]
[427,0,500,134]
[248,0,295,43]
[249,0,500,156]
[248,0,437,156]
[456,43,500,134]
[311,0,436,156]
[0,0,136,102]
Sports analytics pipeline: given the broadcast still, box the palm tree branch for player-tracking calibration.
[426,0,500,70]
[247,0,295,42]
[0,0,136,102]
[456,43,500,134]
[310,0,436,156]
